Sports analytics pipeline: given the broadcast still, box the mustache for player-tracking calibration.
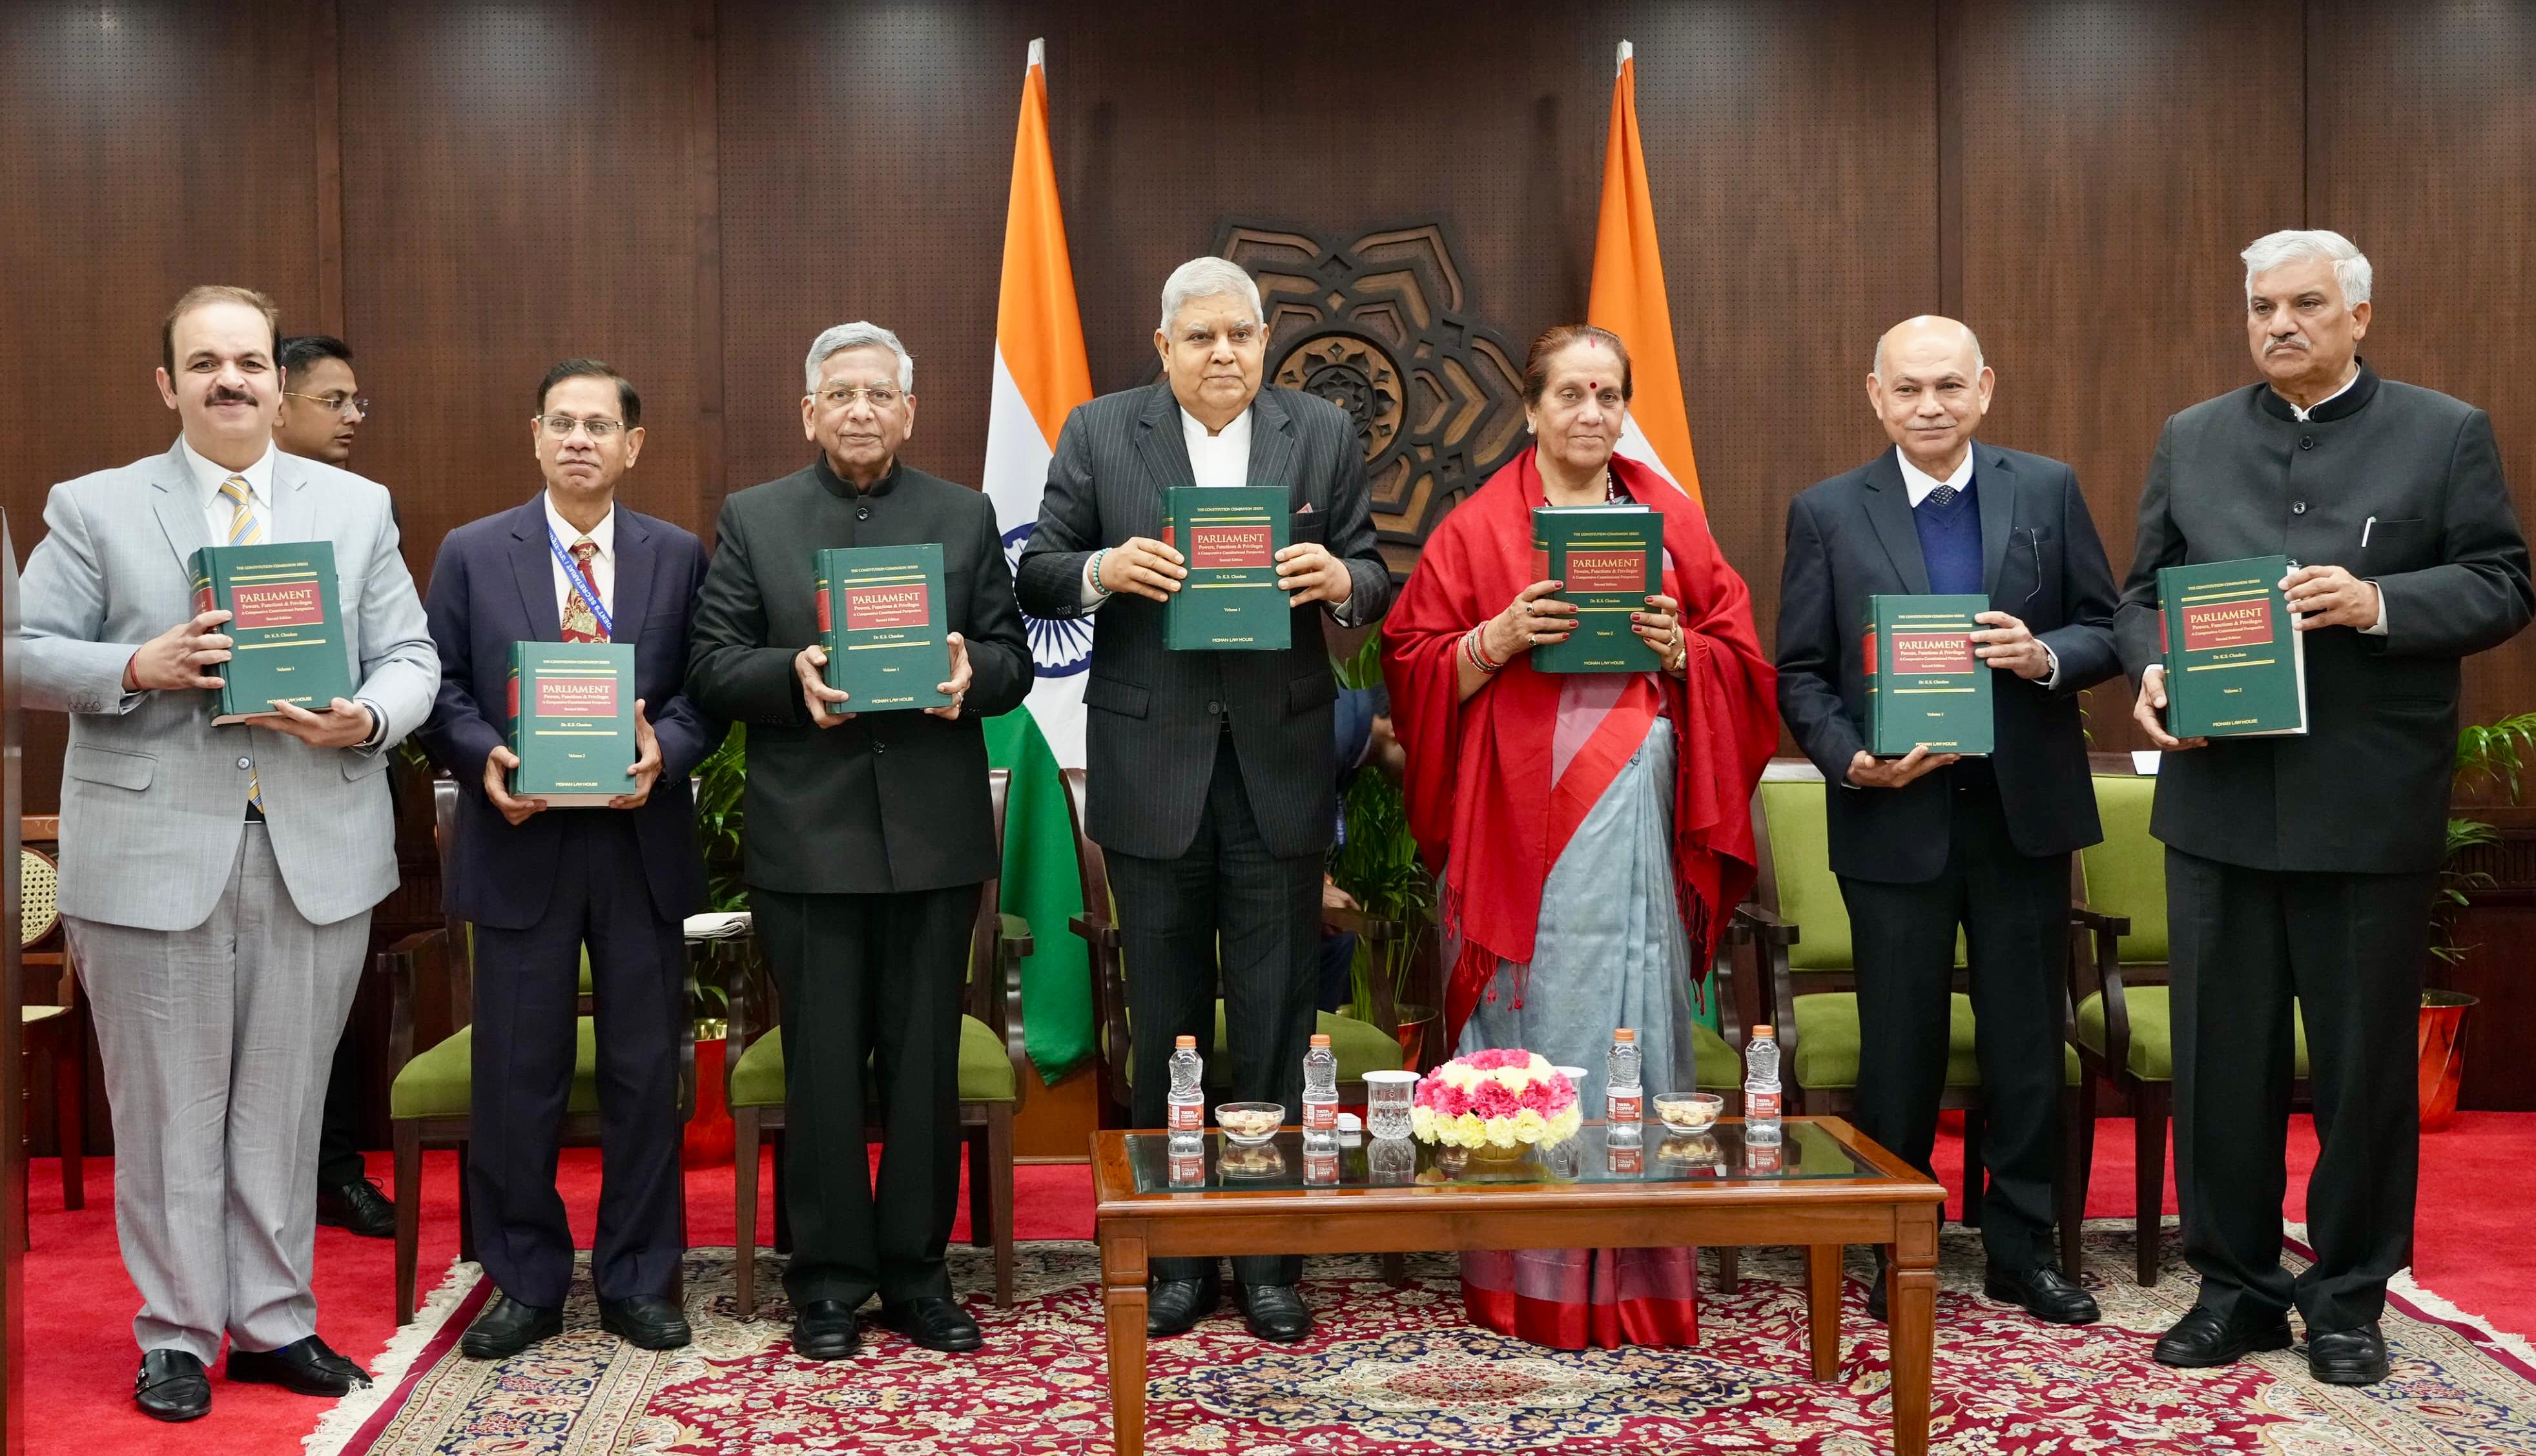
[207,387,257,404]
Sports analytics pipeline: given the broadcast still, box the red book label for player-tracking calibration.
[1563,549,1645,593]
[194,583,214,618]
[507,674,519,722]
[1862,629,1877,676]
[1890,630,1974,674]
[1162,524,1176,551]
[843,582,930,631]
[1532,548,1551,583]
[535,678,619,717]
[816,586,832,633]
[1189,524,1272,569]
[228,580,324,630]
[2180,598,2273,651]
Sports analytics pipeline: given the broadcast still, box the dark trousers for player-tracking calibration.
[468,814,687,1307]
[756,881,971,1309]
[316,1021,367,1189]
[2167,848,2430,1333]
[1108,731,1322,1287]
[1836,774,2068,1271]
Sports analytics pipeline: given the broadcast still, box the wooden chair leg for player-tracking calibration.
[1959,1107,1986,1227]
[1717,1246,1742,1293]
[56,1019,85,1211]
[985,1107,1016,1309]
[770,1130,793,1256]
[734,1109,760,1319]
[455,1138,477,1263]
[2134,1082,2170,1286]
[393,1122,422,1325]
[967,1120,992,1249]
[2057,1083,2087,1280]
[1381,1253,1408,1287]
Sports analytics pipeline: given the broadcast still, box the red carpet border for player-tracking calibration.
[314,1227,2536,1455]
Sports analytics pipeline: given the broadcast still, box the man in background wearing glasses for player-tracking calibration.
[414,360,722,1359]
[687,323,1030,1360]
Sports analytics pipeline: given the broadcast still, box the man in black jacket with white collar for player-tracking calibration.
[1778,316,2121,1328]
[2122,231,2530,1385]
[686,322,1031,1362]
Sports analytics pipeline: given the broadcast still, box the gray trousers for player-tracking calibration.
[67,823,371,1362]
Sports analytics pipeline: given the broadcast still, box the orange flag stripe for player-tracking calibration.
[997,54,1094,449]
[1587,48,1702,503]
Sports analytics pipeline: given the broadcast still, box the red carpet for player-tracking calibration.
[21,1113,2536,1454]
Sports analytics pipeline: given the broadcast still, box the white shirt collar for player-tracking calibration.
[542,491,616,559]
[2283,367,2360,422]
[1895,445,1975,508]
[181,436,276,508]
[1180,405,1252,449]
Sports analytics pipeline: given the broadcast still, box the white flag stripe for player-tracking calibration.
[985,343,1087,769]
[1614,415,1681,490]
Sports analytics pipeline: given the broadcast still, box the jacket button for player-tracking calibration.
[2300,435,2315,449]
[2292,501,2307,515]
[237,757,253,770]
[1206,701,1224,716]
[872,740,887,754]
[857,506,872,521]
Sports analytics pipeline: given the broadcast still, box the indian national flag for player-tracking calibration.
[982,37,1097,1082]
[1587,39,1704,503]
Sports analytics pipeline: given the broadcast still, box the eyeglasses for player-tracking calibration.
[285,391,369,418]
[812,385,905,410]
[537,414,626,440]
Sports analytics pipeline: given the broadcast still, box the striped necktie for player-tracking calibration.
[559,538,608,642]
[218,475,265,812]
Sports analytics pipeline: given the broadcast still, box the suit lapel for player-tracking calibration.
[1246,388,1301,502]
[509,495,564,641]
[1860,451,1933,595]
[610,508,655,647]
[1976,446,2015,598]
[148,442,209,572]
[270,453,315,548]
[1133,384,1199,499]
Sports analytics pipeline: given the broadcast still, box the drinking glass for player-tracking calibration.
[1363,1069,1419,1140]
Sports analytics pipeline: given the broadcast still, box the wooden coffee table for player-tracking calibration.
[1091,1116,1946,1455]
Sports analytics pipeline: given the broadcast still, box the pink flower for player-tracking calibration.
[1473,1082,1520,1119]
[1516,1081,1553,1112]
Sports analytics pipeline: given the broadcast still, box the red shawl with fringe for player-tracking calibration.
[1382,451,1778,1046]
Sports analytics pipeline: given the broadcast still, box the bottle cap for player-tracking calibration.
[1751,1024,1773,1038]
[1310,1034,1331,1048]
[1175,1034,1197,1049]
[1613,1028,1636,1042]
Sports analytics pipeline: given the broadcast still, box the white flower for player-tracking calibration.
[1491,1066,1528,1092]
[1512,1108,1549,1142]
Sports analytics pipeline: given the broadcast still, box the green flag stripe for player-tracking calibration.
[983,706,1094,1082]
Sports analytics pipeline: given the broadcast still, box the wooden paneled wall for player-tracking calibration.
[5,0,2533,814]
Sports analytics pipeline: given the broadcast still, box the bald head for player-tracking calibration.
[1865,315,1995,477]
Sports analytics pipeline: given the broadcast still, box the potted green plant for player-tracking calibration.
[682,724,750,1165]
[2423,711,2536,1129]
[1326,638,1439,1064]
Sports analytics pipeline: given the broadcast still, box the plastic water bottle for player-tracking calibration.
[1744,1024,1783,1145]
[1301,1034,1339,1132]
[1166,1035,1205,1134]
[1606,1027,1644,1125]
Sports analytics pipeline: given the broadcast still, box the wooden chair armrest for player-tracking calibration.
[2070,906,2132,938]
[1069,912,1120,949]
[1735,902,1800,947]
[377,927,446,1072]
[998,912,1034,960]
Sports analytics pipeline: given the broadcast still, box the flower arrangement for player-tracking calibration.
[1408,1049,1583,1151]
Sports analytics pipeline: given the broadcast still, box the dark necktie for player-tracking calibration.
[1923,484,1959,509]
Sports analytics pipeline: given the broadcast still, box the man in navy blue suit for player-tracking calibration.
[416,360,723,1359]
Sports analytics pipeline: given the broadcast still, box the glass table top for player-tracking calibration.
[1120,1120,1865,1196]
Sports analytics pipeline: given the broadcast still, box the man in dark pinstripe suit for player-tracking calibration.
[1018,256,1394,1342]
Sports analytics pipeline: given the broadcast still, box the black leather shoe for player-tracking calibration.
[1146,1277,1221,1337]
[135,1350,211,1422]
[1983,1264,2100,1325]
[1866,1251,1890,1324]
[460,1294,563,1360]
[599,1296,692,1351]
[2307,1322,2391,1385]
[1236,1282,1313,1343]
[225,1335,373,1395]
[316,1176,398,1239]
[880,1296,984,1353]
[2154,1305,2295,1368]
[792,1299,861,1360]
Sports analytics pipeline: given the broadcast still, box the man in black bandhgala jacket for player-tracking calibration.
[686,322,1030,1362]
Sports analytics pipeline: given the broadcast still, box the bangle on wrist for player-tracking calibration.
[1088,548,1113,599]
[1464,624,1503,675]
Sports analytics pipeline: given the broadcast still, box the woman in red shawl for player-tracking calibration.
[1382,325,1778,1349]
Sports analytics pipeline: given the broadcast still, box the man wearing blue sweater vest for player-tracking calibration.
[1775,317,2123,1328]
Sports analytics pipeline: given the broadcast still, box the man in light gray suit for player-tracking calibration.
[19,285,438,1422]
[1017,256,1393,1344]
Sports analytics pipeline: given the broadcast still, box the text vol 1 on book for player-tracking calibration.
[1862,593,1994,756]
[1531,505,1662,673]
[507,641,637,805]
[816,543,954,712]
[1162,486,1291,651]
[189,542,356,724]
[2156,555,2307,738]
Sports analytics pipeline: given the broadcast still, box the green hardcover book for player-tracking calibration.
[1530,505,1662,673]
[1862,593,1994,756]
[1162,486,1290,651]
[188,542,356,724]
[507,641,636,805]
[2158,555,2307,738]
[815,544,953,713]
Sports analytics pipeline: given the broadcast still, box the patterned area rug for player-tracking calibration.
[318,1225,2536,1455]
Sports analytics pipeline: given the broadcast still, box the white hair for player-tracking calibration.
[803,322,914,394]
[1157,256,1264,335]
[2241,229,2372,307]
[1871,316,1985,378]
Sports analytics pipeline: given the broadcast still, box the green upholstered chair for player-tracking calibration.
[379,781,697,1324]
[19,827,89,1231]
[1736,766,2089,1279]
[721,768,1031,1315]
[1057,768,1405,1130]
[2070,767,2312,1285]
